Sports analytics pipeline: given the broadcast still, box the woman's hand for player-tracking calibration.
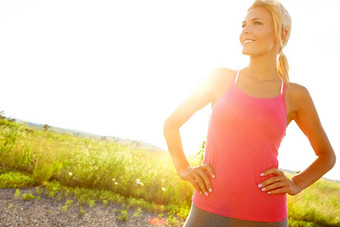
[178,164,216,197]
[258,168,302,196]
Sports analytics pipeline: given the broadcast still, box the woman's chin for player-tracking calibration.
[241,50,252,56]
[241,47,252,55]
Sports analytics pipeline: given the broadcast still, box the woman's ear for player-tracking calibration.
[281,28,288,45]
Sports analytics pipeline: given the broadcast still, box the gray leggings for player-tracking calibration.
[183,203,288,227]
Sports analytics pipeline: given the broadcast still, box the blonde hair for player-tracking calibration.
[248,0,292,82]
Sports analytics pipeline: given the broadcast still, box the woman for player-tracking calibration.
[163,0,335,226]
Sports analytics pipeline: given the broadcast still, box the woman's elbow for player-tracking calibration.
[323,149,336,170]
[163,116,179,135]
[330,151,336,169]
[163,118,170,136]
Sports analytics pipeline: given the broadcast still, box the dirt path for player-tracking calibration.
[0,188,183,227]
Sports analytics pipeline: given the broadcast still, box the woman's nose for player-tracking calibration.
[240,28,249,41]
[242,24,251,34]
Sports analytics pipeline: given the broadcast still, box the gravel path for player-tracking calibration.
[0,188,183,227]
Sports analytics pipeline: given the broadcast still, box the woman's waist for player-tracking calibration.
[192,186,287,222]
[203,149,280,197]
[204,146,279,175]
[193,173,287,216]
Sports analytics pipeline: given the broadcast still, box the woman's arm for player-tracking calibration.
[259,84,336,195]
[163,68,234,196]
[288,85,336,190]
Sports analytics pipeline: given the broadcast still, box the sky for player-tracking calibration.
[0,0,339,181]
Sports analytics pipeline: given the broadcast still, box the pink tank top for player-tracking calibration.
[192,70,288,222]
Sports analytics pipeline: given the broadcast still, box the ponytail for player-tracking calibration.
[277,50,289,82]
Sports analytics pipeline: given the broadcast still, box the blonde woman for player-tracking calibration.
[163,0,336,226]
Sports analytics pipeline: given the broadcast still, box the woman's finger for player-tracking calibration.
[266,186,290,195]
[190,176,203,195]
[261,182,285,193]
[260,168,283,177]
[197,168,212,194]
[183,165,215,197]
[202,163,216,179]
[192,174,208,196]
[258,176,282,188]
[181,168,203,195]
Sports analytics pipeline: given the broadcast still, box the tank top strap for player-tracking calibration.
[232,70,241,85]
[280,79,285,95]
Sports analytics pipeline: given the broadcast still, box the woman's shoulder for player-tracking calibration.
[286,81,311,101]
[206,67,235,90]
[209,67,235,80]
[204,67,236,104]
[285,81,313,114]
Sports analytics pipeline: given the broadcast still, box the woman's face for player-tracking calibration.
[239,6,279,56]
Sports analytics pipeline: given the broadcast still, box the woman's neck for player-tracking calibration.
[246,53,280,82]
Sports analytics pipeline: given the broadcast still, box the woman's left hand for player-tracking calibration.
[258,168,302,196]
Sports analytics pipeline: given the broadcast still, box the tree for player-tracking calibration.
[43,124,50,131]
[0,110,5,119]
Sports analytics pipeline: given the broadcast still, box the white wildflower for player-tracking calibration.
[68,172,73,176]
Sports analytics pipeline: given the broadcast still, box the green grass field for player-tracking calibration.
[0,118,339,226]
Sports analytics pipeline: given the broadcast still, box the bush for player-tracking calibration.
[0,171,35,188]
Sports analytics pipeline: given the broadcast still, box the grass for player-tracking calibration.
[0,118,339,226]
[21,191,35,200]
[0,171,35,188]
[287,177,340,226]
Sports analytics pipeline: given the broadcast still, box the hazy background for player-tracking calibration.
[1,0,339,180]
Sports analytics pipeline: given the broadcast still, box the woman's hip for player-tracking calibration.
[183,202,288,227]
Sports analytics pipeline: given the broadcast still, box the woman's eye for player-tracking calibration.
[255,21,262,25]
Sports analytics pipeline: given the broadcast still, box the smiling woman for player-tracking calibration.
[163,0,336,226]
[0,0,338,200]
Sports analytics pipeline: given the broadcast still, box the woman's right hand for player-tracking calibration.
[178,164,216,196]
